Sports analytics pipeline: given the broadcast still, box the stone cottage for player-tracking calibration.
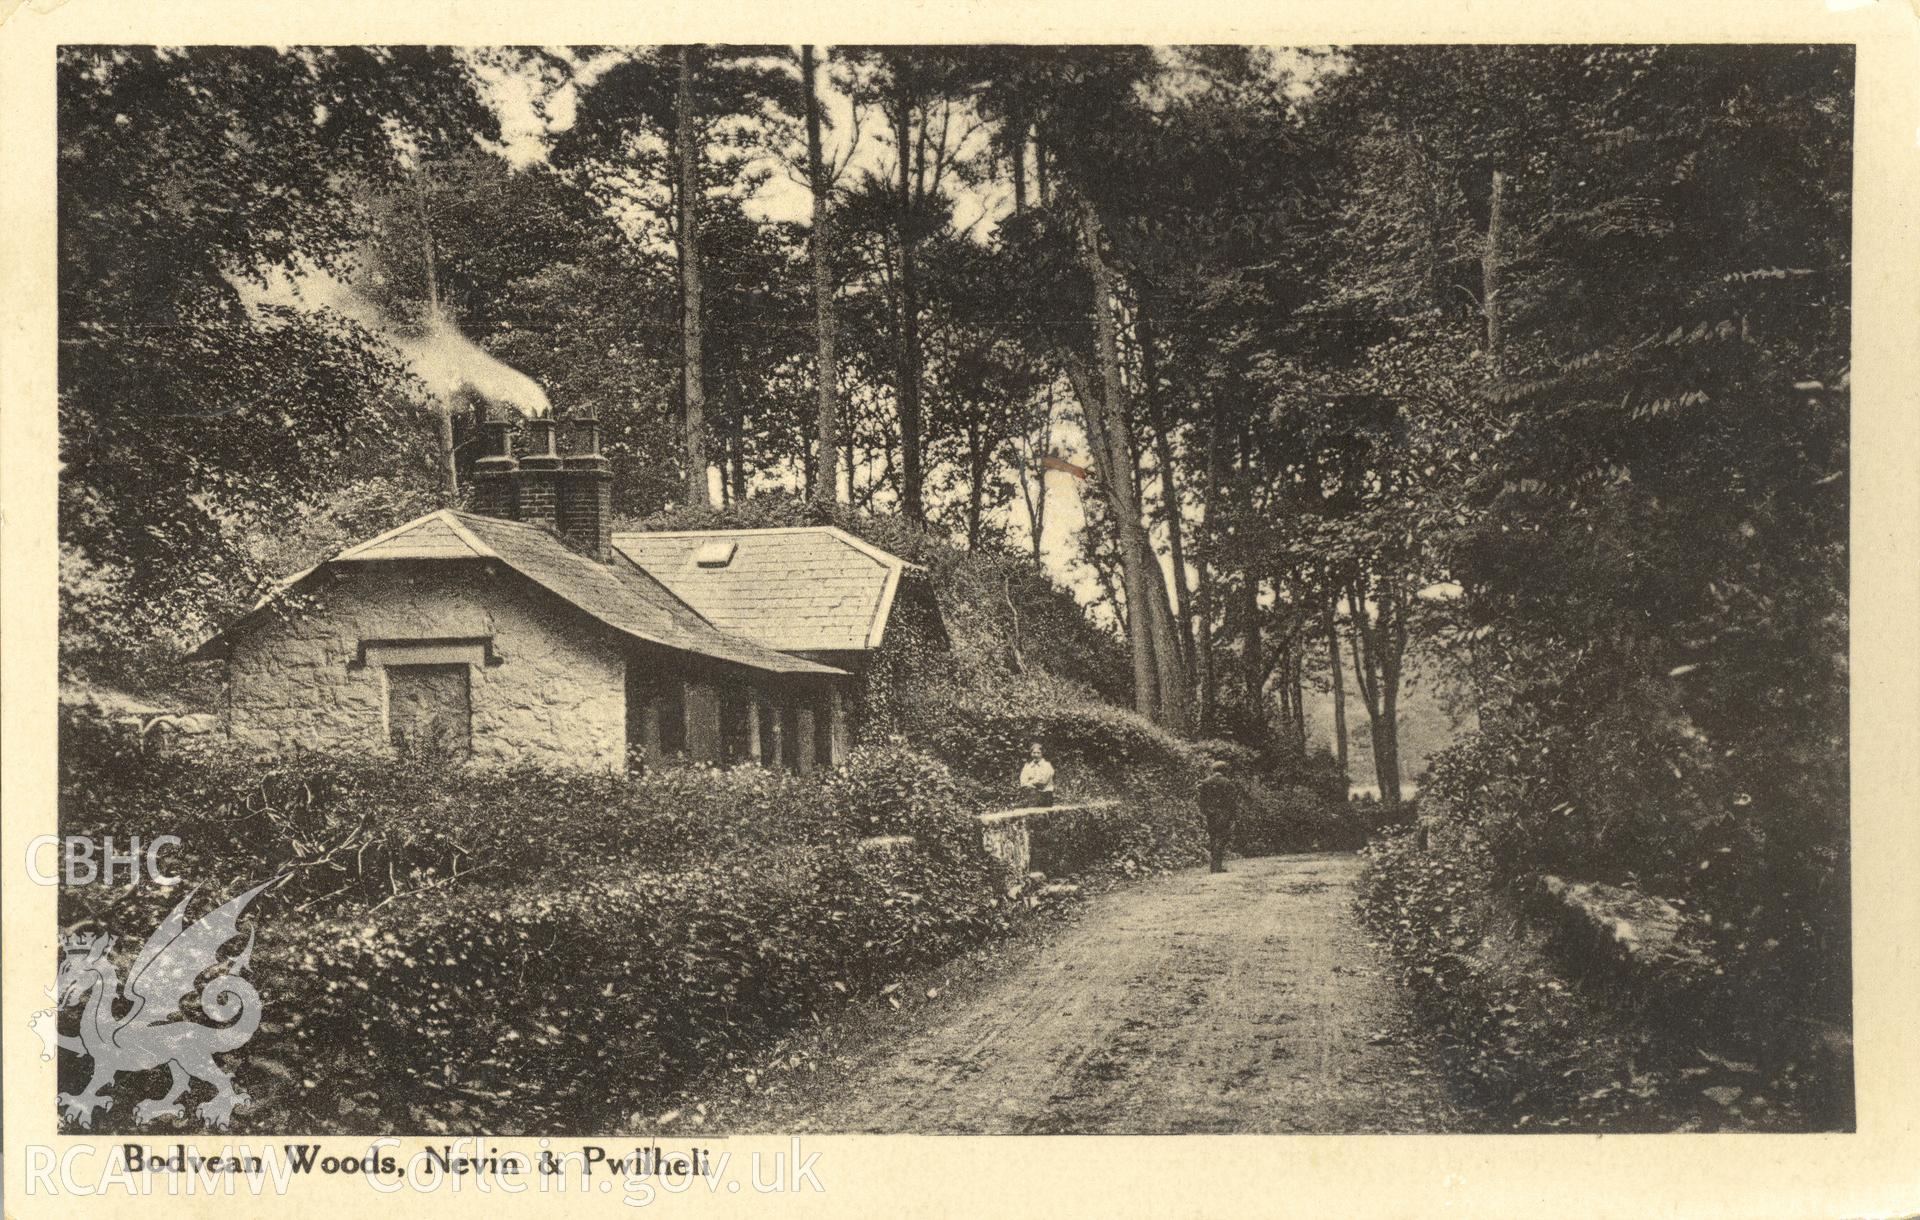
[190,416,932,774]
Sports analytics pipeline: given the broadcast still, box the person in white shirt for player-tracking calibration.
[1017,741,1056,807]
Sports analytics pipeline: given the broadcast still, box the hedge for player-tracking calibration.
[249,841,1004,1133]
[1358,822,1846,1132]
[53,708,1181,1132]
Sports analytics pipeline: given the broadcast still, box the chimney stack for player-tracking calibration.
[470,417,519,520]
[559,417,613,563]
[516,416,563,531]
[467,407,612,564]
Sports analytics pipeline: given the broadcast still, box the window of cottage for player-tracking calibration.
[386,663,471,756]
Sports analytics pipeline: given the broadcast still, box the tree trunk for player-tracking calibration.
[1378,682,1403,806]
[803,45,841,509]
[726,377,746,502]
[1483,167,1505,372]
[844,427,856,507]
[1290,638,1308,754]
[1015,384,1053,564]
[1072,361,1159,720]
[1075,201,1192,733]
[1239,569,1263,730]
[1346,584,1382,793]
[1195,557,1215,734]
[1321,578,1349,783]
[1277,634,1303,754]
[966,421,985,549]
[1237,425,1264,733]
[893,84,925,522]
[1345,575,1406,807]
[1010,114,1028,214]
[1138,308,1193,671]
[1197,404,1229,733]
[676,47,711,507]
[1034,120,1050,206]
[412,171,458,504]
[1091,540,1127,641]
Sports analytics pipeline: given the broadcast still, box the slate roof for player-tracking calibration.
[191,511,842,677]
[611,526,912,653]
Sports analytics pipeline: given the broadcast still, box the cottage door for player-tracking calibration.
[387,663,472,756]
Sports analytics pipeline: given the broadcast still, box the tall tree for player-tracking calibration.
[676,46,711,506]
[1077,198,1193,731]
[1320,573,1350,780]
[840,49,985,522]
[1010,383,1057,564]
[889,71,925,522]
[57,46,496,672]
[558,46,807,505]
[408,167,459,503]
[802,44,843,508]
[1135,304,1194,668]
[972,45,1200,730]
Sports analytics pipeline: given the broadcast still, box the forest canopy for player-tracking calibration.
[58,43,1849,832]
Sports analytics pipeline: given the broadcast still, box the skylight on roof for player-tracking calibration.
[694,540,738,569]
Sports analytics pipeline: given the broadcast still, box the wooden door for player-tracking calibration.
[387,663,472,756]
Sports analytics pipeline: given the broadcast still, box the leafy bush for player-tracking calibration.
[1233,779,1354,855]
[54,706,1176,1133]
[1358,824,1669,1129]
[1026,802,1134,877]
[58,704,857,933]
[1025,780,1208,878]
[820,739,988,857]
[1359,816,1848,1132]
[250,841,1003,1133]
[900,673,1197,797]
[1421,683,1850,1051]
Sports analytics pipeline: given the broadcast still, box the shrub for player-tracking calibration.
[1421,688,1851,1059]
[819,738,989,857]
[56,704,856,933]
[240,836,1007,1134]
[1357,824,1664,1129]
[1026,781,1207,877]
[1233,779,1352,855]
[1359,809,1849,1131]
[1026,802,1131,876]
[900,674,1198,798]
[50,709,1074,1133]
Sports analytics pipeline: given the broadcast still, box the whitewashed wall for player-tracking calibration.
[222,563,626,771]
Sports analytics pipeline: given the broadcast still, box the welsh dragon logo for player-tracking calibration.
[50,882,270,1130]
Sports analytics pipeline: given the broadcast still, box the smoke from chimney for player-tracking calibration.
[242,267,552,418]
[398,316,552,419]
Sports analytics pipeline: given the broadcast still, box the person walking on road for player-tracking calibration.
[1198,758,1240,873]
[1017,741,1056,807]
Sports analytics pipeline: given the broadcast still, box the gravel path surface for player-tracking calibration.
[748,852,1470,1134]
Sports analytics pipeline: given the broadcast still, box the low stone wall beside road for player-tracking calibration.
[857,801,1119,887]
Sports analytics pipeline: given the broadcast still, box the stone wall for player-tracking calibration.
[1531,874,1715,995]
[224,563,627,771]
[975,801,1117,886]
[978,812,1033,885]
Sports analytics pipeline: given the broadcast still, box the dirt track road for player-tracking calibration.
[769,852,1468,1134]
